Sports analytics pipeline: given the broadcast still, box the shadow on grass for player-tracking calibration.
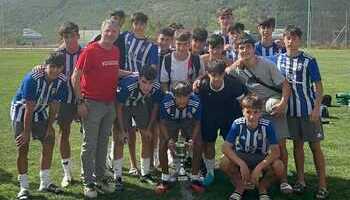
[0,168,16,185]
[198,170,350,200]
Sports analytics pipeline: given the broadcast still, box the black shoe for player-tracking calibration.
[115,177,124,191]
[17,189,30,200]
[140,174,156,185]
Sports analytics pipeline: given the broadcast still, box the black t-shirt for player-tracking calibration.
[198,74,247,121]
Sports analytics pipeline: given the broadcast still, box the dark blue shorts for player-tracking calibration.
[201,117,233,143]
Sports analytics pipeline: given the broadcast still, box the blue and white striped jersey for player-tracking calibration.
[117,75,163,107]
[56,47,81,104]
[277,52,322,117]
[10,71,67,122]
[255,41,286,57]
[225,117,278,155]
[160,92,201,121]
[124,32,159,73]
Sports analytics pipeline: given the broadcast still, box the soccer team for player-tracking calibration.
[10,7,329,200]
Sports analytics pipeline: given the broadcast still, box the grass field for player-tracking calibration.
[0,49,349,200]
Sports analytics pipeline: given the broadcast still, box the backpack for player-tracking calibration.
[163,53,201,88]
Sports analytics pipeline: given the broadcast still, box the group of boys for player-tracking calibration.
[10,6,328,200]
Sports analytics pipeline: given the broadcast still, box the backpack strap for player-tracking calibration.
[189,54,201,81]
[164,53,172,90]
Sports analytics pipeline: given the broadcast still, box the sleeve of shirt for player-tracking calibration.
[266,122,278,145]
[193,100,201,121]
[149,44,159,67]
[53,80,68,102]
[22,75,37,101]
[75,48,90,72]
[151,87,164,104]
[159,99,169,120]
[225,121,240,144]
[268,60,285,86]
[116,81,129,104]
[160,58,169,83]
[308,58,322,82]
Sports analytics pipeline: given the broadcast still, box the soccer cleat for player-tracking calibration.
[202,172,214,187]
[140,174,157,185]
[190,180,205,193]
[114,176,124,192]
[95,178,115,194]
[38,183,63,194]
[61,176,73,188]
[17,189,30,200]
[84,183,97,199]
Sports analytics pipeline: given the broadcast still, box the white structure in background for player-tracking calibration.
[79,30,100,46]
[22,28,43,45]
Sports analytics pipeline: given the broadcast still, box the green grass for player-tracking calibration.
[0,49,350,200]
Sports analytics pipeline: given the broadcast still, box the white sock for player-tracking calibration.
[113,158,123,178]
[18,174,29,190]
[191,174,200,181]
[110,141,115,160]
[161,173,170,181]
[204,159,215,176]
[61,158,72,178]
[140,158,150,176]
[167,149,173,165]
[153,145,159,167]
[40,169,51,187]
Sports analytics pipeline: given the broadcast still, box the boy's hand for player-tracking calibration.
[77,103,88,119]
[271,101,287,117]
[192,79,201,93]
[16,132,30,147]
[239,162,250,184]
[310,107,320,122]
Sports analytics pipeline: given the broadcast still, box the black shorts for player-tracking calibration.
[201,117,233,143]
[236,152,266,170]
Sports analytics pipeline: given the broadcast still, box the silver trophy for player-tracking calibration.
[175,130,189,181]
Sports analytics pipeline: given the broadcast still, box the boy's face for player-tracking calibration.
[228,31,241,44]
[45,64,64,80]
[238,43,255,60]
[218,14,233,29]
[209,44,224,59]
[175,95,190,110]
[208,72,225,89]
[132,21,146,35]
[283,33,301,51]
[158,34,173,50]
[138,77,153,95]
[243,107,261,126]
[101,24,119,44]
[191,39,206,54]
[62,32,79,49]
[258,25,273,41]
[175,41,190,56]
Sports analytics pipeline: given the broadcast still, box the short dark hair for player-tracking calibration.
[257,17,275,28]
[109,10,125,19]
[139,66,157,81]
[241,94,263,110]
[207,60,226,75]
[175,31,192,42]
[283,25,303,38]
[192,27,208,42]
[208,34,224,48]
[58,21,79,37]
[168,22,184,31]
[216,7,233,17]
[131,12,148,24]
[238,36,255,47]
[172,81,192,97]
[159,27,175,37]
[45,52,65,67]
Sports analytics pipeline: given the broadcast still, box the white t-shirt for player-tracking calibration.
[160,52,204,85]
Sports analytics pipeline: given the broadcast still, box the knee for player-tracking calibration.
[309,142,322,154]
[272,159,284,177]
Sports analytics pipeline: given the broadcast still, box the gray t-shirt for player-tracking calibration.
[230,56,285,101]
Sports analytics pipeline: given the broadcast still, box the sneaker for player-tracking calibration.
[140,174,157,185]
[61,176,73,188]
[191,180,205,193]
[155,180,170,194]
[96,178,115,194]
[115,176,124,192]
[84,183,97,199]
[202,173,214,187]
[128,168,140,177]
[17,189,30,200]
[38,183,63,194]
